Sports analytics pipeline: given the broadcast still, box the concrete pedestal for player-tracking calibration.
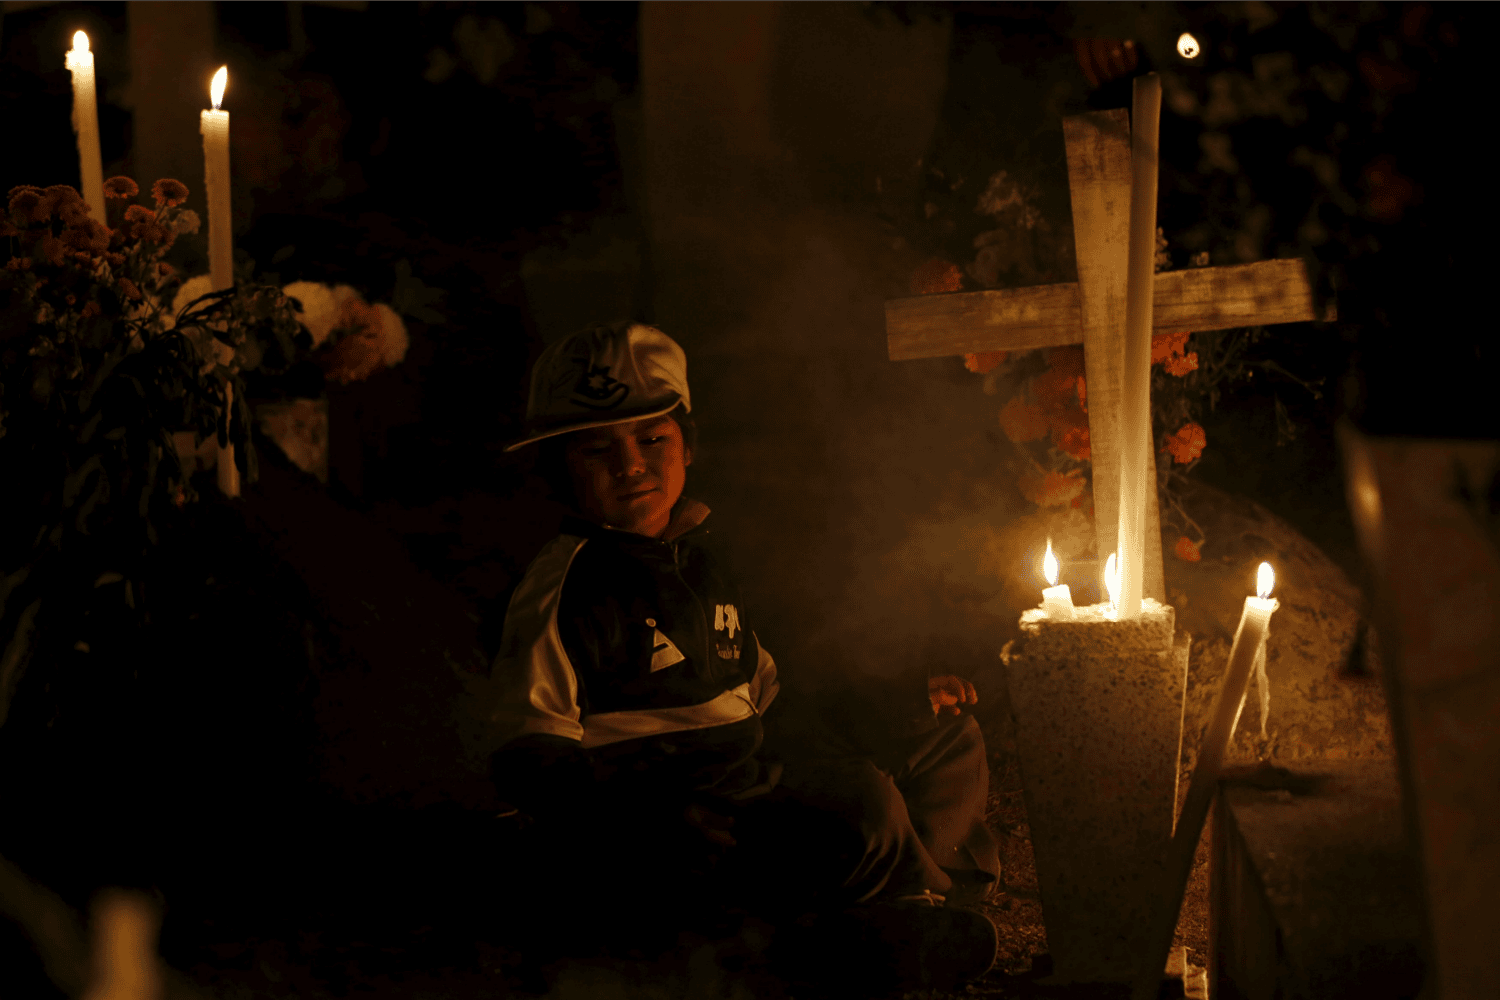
[1002,599,1189,982]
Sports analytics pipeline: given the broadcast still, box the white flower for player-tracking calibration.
[169,274,214,322]
[281,281,368,348]
[173,209,201,236]
[374,303,409,367]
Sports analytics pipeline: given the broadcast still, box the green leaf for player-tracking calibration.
[391,259,446,325]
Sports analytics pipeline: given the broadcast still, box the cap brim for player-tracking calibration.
[503,400,683,452]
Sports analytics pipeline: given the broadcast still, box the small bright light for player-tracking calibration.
[1177,32,1201,59]
[72,30,90,53]
[1257,562,1275,599]
[1104,553,1120,609]
[1043,540,1060,587]
[210,65,228,110]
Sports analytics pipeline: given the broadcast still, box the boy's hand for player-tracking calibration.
[929,675,978,716]
[683,803,737,847]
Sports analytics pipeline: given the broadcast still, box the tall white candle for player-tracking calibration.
[1130,561,1279,1000]
[200,65,233,293]
[201,65,238,497]
[65,31,106,222]
[1116,73,1162,620]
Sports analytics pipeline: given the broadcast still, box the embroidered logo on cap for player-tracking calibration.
[570,363,630,410]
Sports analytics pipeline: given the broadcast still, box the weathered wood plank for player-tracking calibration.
[885,258,1321,361]
[1152,258,1319,332]
[884,282,1081,360]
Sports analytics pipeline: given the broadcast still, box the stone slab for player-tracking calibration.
[1210,758,1426,1000]
[1003,601,1189,982]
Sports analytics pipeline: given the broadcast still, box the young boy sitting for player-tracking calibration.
[480,322,1002,990]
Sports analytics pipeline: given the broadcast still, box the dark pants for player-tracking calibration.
[505,713,998,958]
[721,711,1000,912]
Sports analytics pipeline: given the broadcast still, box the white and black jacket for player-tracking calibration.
[481,500,782,819]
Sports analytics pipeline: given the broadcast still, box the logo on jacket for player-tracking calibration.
[650,628,686,672]
[569,363,630,410]
[713,604,740,639]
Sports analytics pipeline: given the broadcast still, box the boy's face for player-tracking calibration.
[564,414,691,538]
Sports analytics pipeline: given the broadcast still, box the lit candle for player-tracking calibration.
[1103,552,1120,616]
[1116,72,1162,620]
[1040,540,1076,621]
[1130,561,1280,1000]
[65,31,106,222]
[201,65,238,497]
[200,66,232,293]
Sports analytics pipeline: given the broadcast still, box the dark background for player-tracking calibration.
[2,0,1493,987]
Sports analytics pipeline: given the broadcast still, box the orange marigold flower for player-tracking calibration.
[134,222,171,245]
[35,234,66,266]
[909,258,964,295]
[157,262,177,276]
[59,199,92,226]
[1151,330,1191,365]
[963,350,1008,374]
[1032,347,1086,410]
[62,219,111,254]
[36,186,82,224]
[43,184,83,203]
[7,184,41,199]
[1055,424,1091,461]
[80,300,102,318]
[105,252,126,267]
[103,177,140,200]
[1019,470,1087,508]
[999,395,1051,443]
[151,178,189,207]
[1163,422,1207,465]
[9,188,43,222]
[123,205,156,223]
[1164,350,1199,377]
[6,257,31,271]
[1174,536,1202,562]
[118,277,142,301]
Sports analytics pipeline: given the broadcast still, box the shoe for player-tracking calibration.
[775,896,998,993]
[940,866,999,908]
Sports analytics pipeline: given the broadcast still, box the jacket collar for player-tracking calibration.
[560,497,711,545]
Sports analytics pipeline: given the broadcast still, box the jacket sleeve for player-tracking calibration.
[471,535,589,751]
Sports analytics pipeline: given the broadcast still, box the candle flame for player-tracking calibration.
[210,65,228,110]
[1043,540,1059,587]
[1177,32,1201,59]
[1257,561,1275,599]
[72,30,90,54]
[1104,553,1119,609]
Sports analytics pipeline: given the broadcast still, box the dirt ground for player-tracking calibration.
[170,726,1209,1000]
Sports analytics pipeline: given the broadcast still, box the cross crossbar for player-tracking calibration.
[885,257,1327,361]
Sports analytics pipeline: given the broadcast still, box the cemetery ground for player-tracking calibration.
[7,438,1357,999]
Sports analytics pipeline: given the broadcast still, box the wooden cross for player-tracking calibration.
[886,109,1328,600]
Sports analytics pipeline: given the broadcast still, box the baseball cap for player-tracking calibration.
[505,321,691,451]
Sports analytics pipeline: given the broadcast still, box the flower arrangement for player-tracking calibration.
[0,178,304,727]
[910,241,1273,563]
